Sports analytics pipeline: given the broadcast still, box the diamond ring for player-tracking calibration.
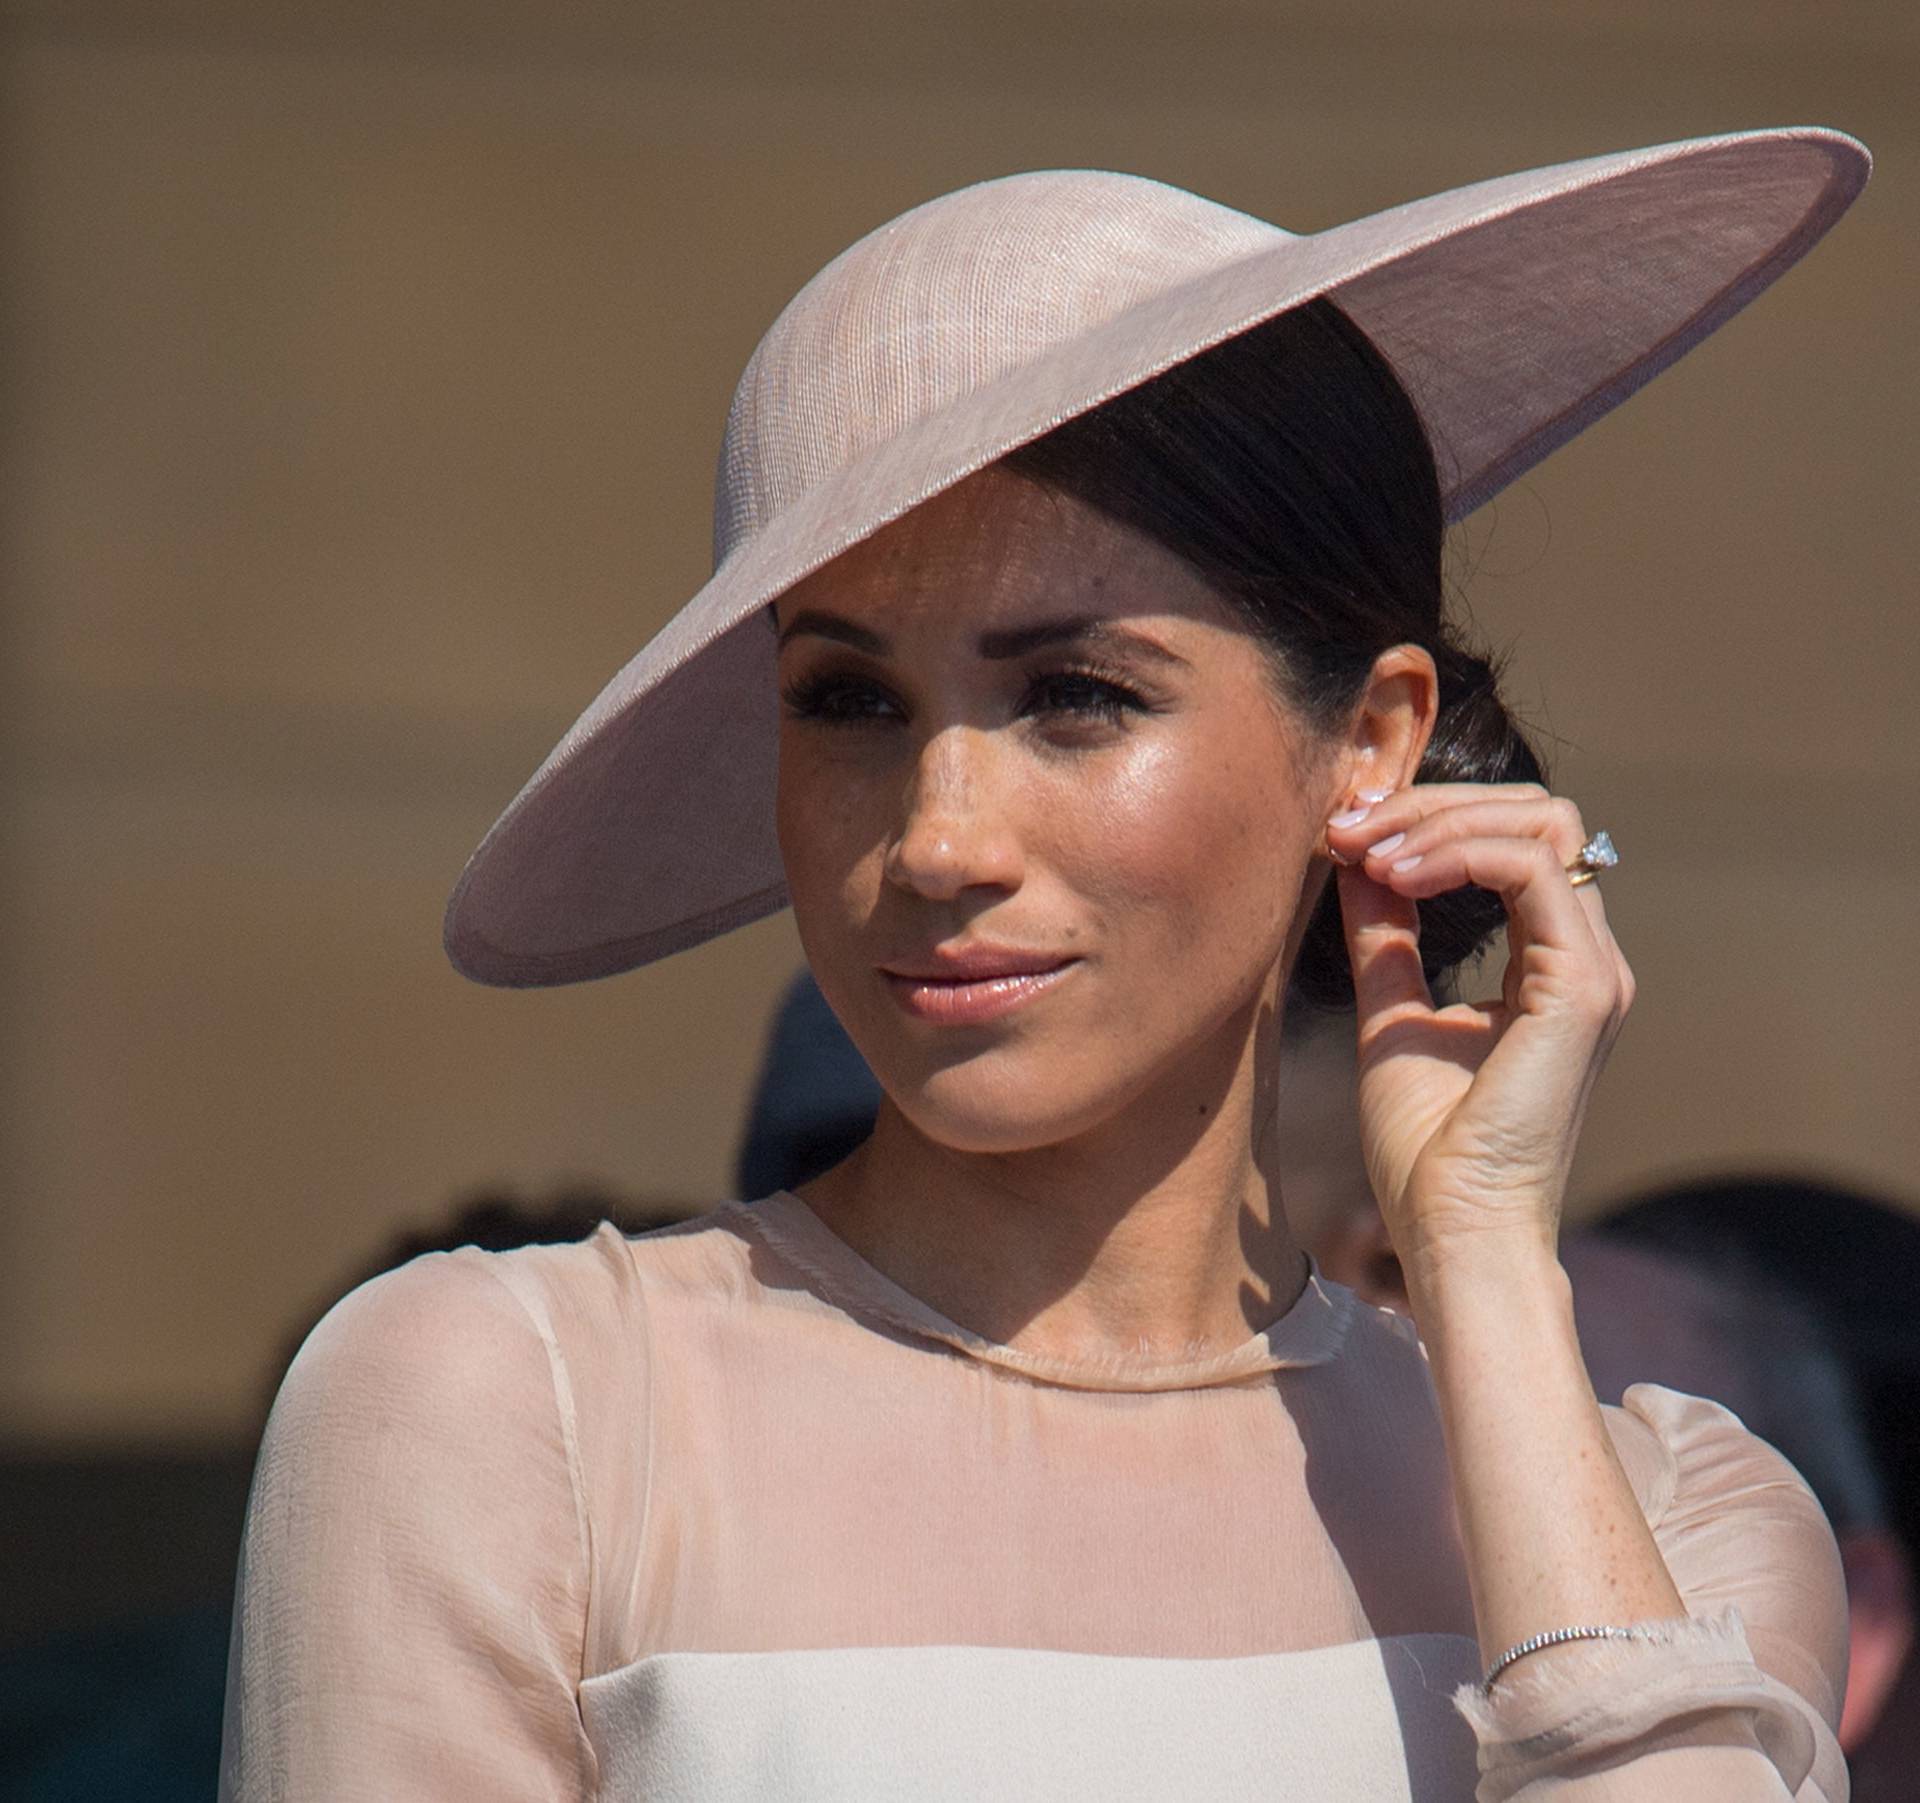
[1566,830,1619,889]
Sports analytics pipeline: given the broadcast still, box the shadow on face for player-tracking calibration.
[773,464,1338,1170]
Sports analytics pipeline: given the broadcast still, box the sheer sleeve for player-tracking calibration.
[1453,1383,1850,1801]
[218,1249,599,1801]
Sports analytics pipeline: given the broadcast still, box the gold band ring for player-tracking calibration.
[1566,830,1619,888]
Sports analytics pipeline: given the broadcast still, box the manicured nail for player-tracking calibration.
[1366,832,1406,858]
[1355,788,1394,805]
[1391,854,1424,873]
[1328,807,1371,830]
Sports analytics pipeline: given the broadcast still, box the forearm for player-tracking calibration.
[1404,1233,1686,1670]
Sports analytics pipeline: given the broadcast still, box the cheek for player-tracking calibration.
[776,736,886,921]
[1056,731,1315,941]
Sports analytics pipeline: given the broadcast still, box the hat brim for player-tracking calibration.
[446,127,1868,987]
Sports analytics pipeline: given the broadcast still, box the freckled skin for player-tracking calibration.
[774,464,1340,1160]
[773,471,1701,1681]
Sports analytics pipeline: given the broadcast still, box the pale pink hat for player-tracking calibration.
[445,127,1868,987]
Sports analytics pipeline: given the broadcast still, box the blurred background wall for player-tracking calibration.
[1,0,1913,1483]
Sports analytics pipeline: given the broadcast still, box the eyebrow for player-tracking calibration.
[776,608,1189,668]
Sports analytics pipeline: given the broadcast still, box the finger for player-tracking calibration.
[1329,789,1619,954]
[1325,781,1552,842]
[1335,860,1434,1025]
[1566,859,1616,945]
[1369,834,1624,1011]
[1351,795,1590,870]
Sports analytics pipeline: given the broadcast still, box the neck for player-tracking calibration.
[798,988,1309,1364]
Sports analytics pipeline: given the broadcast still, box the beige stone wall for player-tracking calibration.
[4,0,1915,1443]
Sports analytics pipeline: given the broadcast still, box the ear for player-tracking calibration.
[1336,645,1438,803]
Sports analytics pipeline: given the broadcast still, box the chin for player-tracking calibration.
[876,1043,1136,1157]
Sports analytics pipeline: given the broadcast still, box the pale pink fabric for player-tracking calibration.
[219,1195,1849,1800]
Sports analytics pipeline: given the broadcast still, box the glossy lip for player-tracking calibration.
[878,946,1081,1026]
[881,943,1071,981]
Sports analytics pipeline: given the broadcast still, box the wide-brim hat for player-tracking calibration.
[445,127,1868,987]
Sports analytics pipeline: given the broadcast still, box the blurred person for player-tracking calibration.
[224,134,1868,1797]
[736,968,883,1198]
[1564,1232,1910,1763]
[1593,1179,1920,1796]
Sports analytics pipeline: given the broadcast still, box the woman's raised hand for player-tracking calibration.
[1323,782,1633,1285]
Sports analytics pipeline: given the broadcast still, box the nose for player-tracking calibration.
[882,727,1024,902]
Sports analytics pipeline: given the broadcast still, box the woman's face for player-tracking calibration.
[774,464,1342,1155]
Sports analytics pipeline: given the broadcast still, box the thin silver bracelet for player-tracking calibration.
[1481,1624,1650,1695]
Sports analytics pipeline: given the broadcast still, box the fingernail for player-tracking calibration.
[1366,832,1406,858]
[1391,854,1424,873]
[1328,807,1372,830]
[1355,788,1394,805]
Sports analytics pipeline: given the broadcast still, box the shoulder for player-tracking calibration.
[269,1208,777,1505]
[285,1242,540,1416]
[612,1200,770,1299]
[229,1240,623,1794]
[245,1230,649,1643]
[283,1207,759,1406]
[285,1224,632,1414]
[264,1239,604,1507]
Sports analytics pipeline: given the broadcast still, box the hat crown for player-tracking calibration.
[712,169,1287,566]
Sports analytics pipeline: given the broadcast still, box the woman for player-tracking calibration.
[222,130,1868,1799]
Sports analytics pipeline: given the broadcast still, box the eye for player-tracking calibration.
[1021,668,1151,727]
[780,671,903,725]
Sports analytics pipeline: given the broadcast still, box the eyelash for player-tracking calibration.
[780,663,1154,730]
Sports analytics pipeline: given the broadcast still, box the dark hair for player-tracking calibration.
[1001,297,1543,1007]
[1563,1229,1888,1537]
[1598,1175,1920,1563]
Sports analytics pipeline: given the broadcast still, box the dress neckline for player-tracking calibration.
[732,1191,1355,1393]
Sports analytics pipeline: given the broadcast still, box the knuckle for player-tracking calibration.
[1550,796,1584,839]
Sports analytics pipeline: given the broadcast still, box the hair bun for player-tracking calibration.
[1290,639,1545,1011]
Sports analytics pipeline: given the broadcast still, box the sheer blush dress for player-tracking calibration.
[218,1194,1849,1801]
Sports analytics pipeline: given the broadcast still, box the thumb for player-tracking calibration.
[1336,861,1433,1027]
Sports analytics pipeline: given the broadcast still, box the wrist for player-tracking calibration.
[1399,1224,1565,1309]
[1400,1230,1577,1362]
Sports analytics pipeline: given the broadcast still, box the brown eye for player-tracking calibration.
[1022,671,1149,725]
[782,673,903,724]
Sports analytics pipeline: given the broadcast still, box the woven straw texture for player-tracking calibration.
[445,128,1866,986]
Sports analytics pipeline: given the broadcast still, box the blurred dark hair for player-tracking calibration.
[1002,297,1542,1007]
[737,970,882,1198]
[1566,1229,1888,1537]
[1598,1175,1920,1562]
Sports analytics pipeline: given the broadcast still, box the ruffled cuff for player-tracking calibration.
[1451,1608,1820,1799]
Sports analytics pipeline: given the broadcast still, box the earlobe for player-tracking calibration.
[1319,786,1391,864]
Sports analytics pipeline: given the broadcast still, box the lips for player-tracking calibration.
[878,946,1080,1025]
[881,945,1072,982]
